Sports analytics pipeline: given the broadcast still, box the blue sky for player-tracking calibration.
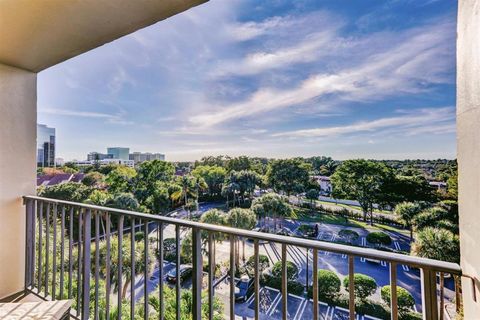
[38,0,457,162]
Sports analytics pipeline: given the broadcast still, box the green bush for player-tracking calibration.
[309,269,341,301]
[338,229,359,243]
[271,261,299,282]
[366,232,392,246]
[380,285,415,314]
[245,254,270,276]
[261,274,304,296]
[298,224,316,237]
[343,273,377,301]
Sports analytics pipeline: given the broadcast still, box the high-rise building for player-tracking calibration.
[87,152,113,161]
[129,152,165,163]
[107,147,129,160]
[37,124,55,167]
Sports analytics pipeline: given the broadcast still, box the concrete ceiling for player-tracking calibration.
[0,0,207,72]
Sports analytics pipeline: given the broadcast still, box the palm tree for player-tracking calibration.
[411,227,460,263]
[193,176,208,208]
[227,208,257,264]
[93,234,153,300]
[394,202,423,241]
[200,209,227,279]
[171,175,196,216]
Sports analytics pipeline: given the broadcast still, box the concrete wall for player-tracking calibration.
[457,0,480,317]
[0,63,36,298]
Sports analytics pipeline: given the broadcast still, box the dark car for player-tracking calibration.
[235,275,254,302]
[166,265,193,284]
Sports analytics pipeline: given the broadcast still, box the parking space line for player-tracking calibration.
[293,298,307,320]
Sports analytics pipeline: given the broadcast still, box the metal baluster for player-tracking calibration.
[192,228,202,320]
[24,198,34,289]
[131,218,135,320]
[254,239,260,320]
[60,206,65,299]
[118,215,124,320]
[175,225,181,320]
[144,220,149,320]
[68,207,73,299]
[105,213,111,319]
[77,208,83,317]
[82,209,92,320]
[454,275,461,313]
[38,201,43,294]
[230,235,235,320]
[348,255,355,320]
[390,262,398,320]
[94,211,100,320]
[209,233,215,320]
[313,249,318,320]
[52,204,58,300]
[45,202,50,297]
[440,273,445,320]
[421,268,438,320]
[281,243,287,320]
[158,222,164,320]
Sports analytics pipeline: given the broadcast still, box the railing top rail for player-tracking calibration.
[24,195,462,274]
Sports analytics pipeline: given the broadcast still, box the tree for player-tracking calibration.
[305,189,319,209]
[192,165,226,197]
[235,170,262,202]
[227,208,257,264]
[266,158,311,196]
[306,156,338,176]
[38,182,92,202]
[226,156,253,172]
[331,159,394,224]
[134,160,175,204]
[92,234,153,300]
[85,189,112,206]
[200,209,227,271]
[411,227,460,263]
[81,171,104,187]
[145,182,171,214]
[343,273,377,301]
[381,175,436,206]
[271,261,299,282]
[394,202,423,240]
[108,193,139,211]
[447,172,458,199]
[105,166,136,194]
[252,193,294,230]
[381,285,415,314]
[314,269,341,300]
[171,175,197,215]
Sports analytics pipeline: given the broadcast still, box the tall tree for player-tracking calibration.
[252,193,294,230]
[331,159,393,224]
[394,202,423,241]
[192,165,227,197]
[134,160,175,204]
[266,158,311,196]
[226,208,257,264]
[105,166,136,194]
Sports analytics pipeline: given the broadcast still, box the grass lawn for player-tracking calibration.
[293,206,407,234]
[315,200,392,215]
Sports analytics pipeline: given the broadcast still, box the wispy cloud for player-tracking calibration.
[272,107,454,138]
[40,108,113,118]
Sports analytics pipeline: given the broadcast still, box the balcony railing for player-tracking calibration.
[23,196,462,320]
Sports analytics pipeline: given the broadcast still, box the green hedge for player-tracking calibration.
[366,232,392,246]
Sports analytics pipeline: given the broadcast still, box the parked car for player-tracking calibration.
[235,275,254,302]
[166,265,193,284]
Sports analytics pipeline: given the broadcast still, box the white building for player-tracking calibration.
[129,152,165,163]
[73,158,134,168]
[312,175,332,195]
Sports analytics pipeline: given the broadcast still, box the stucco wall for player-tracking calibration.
[0,63,36,298]
[457,0,480,317]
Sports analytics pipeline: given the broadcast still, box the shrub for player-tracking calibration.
[343,273,377,301]
[311,269,341,300]
[271,261,298,281]
[338,229,359,244]
[261,274,304,296]
[297,224,317,238]
[245,254,269,276]
[380,285,415,314]
[366,232,392,246]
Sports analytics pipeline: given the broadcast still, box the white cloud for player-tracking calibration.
[40,108,113,118]
[271,107,454,138]
[190,17,454,127]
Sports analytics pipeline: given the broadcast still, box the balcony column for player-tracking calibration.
[0,63,37,299]
[457,0,480,318]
